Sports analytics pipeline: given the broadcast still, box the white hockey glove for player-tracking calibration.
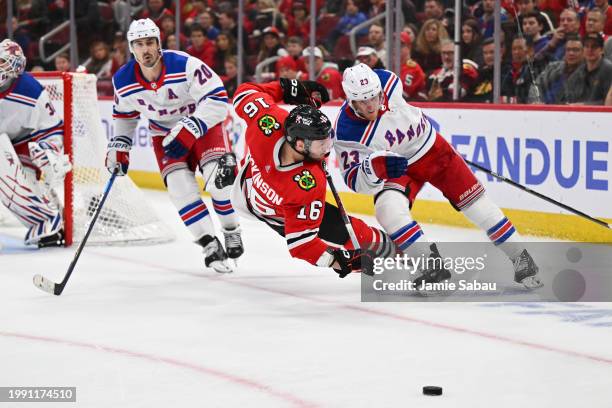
[163,116,207,159]
[28,141,72,187]
[361,151,408,184]
[105,135,132,176]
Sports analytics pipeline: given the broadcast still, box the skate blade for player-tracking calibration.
[210,259,236,274]
[520,275,544,290]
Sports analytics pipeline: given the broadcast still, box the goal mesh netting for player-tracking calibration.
[0,72,174,246]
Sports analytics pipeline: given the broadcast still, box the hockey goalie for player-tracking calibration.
[0,39,71,248]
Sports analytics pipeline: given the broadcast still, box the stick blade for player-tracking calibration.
[33,274,61,296]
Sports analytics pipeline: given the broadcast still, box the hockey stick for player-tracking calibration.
[33,171,118,295]
[465,159,611,229]
[321,160,361,249]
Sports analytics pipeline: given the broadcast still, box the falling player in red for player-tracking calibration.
[230,78,392,276]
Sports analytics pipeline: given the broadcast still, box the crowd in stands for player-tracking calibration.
[1,0,611,104]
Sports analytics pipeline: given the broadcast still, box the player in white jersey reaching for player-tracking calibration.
[0,39,71,248]
[106,19,242,273]
[333,63,542,289]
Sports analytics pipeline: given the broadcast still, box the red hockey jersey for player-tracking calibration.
[232,82,331,266]
[399,59,426,100]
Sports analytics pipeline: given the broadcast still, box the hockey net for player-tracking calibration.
[0,72,174,246]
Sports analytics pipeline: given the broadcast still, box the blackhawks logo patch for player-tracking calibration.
[293,169,317,191]
[258,114,281,136]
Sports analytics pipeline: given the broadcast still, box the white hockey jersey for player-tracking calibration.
[112,50,229,140]
[0,72,64,166]
[333,69,434,195]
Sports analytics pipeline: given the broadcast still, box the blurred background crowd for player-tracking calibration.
[1,0,611,104]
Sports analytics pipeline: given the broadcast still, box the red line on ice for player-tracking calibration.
[0,331,319,408]
[92,253,612,367]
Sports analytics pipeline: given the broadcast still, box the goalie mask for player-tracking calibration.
[127,18,162,67]
[0,39,26,88]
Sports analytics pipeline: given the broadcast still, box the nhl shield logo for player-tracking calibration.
[293,169,316,191]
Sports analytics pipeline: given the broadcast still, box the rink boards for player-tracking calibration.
[97,98,612,243]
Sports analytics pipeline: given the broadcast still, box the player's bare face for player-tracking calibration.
[307,137,333,161]
[132,38,160,69]
[353,94,381,121]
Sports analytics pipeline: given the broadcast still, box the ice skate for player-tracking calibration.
[198,235,235,273]
[512,249,543,289]
[413,244,452,294]
[37,228,65,248]
[222,226,244,259]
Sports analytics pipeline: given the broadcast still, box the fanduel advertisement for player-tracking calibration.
[98,100,612,219]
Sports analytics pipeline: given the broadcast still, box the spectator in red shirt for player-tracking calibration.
[142,0,174,28]
[181,0,207,26]
[255,27,289,79]
[302,46,345,100]
[276,55,307,79]
[286,1,310,38]
[426,39,479,101]
[594,0,612,35]
[398,31,426,100]
[159,14,188,48]
[286,36,307,72]
[186,23,216,67]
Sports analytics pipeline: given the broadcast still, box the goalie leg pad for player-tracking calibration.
[0,134,63,245]
[165,167,216,239]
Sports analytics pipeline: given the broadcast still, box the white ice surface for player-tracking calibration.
[1,190,611,408]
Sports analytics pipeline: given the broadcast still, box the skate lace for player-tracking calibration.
[513,253,528,272]
[224,230,242,248]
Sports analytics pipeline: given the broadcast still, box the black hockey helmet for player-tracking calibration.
[284,104,333,156]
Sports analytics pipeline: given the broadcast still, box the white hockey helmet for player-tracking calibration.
[127,18,161,54]
[341,63,382,102]
[0,39,26,88]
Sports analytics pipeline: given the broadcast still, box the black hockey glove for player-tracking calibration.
[214,153,238,189]
[279,78,330,108]
[330,248,375,278]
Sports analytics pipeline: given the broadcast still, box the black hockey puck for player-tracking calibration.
[423,386,443,396]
